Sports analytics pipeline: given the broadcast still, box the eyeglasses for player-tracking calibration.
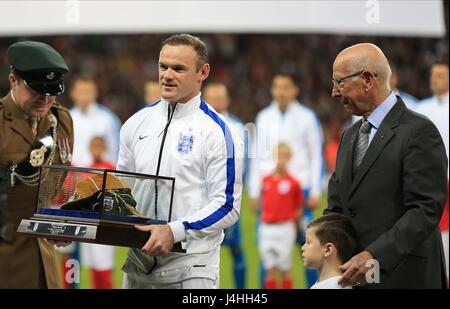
[332,70,364,89]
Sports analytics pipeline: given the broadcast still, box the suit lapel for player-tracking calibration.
[348,99,405,198]
[3,93,35,145]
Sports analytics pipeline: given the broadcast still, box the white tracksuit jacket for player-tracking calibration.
[117,93,243,281]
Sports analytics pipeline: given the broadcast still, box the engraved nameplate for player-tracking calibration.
[17,219,97,240]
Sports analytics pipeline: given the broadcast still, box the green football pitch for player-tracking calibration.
[79,191,326,289]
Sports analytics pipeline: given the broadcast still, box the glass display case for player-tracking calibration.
[16,165,184,252]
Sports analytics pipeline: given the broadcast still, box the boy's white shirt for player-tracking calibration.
[310,276,352,289]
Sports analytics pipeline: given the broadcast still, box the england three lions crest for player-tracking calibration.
[177,134,194,155]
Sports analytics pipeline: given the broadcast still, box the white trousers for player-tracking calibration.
[258,221,296,271]
[81,243,115,270]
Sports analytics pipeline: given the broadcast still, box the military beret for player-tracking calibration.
[7,41,69,96]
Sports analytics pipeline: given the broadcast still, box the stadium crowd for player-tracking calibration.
[1,34,447,129]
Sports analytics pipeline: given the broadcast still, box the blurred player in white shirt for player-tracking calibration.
[248,73,324,287]
[69,75,121,288]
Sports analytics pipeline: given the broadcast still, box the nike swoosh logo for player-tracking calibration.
[138,135,149,140]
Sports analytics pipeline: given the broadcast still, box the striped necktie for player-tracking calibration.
[353,119,372,172]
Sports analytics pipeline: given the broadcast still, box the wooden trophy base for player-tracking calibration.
[16,217,185,253]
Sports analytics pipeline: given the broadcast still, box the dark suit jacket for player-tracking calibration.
[325,97,448,289]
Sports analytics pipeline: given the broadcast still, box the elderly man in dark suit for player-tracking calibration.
[326,43,447,289]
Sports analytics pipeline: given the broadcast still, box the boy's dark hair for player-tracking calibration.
[161,34,208,71]
[307,213,358,264]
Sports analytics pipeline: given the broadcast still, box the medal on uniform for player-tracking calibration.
[58,137,72,164]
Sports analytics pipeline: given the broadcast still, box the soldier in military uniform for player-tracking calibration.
[0,41,74,288]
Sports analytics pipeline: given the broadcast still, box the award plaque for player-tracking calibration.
[16,165,185,252]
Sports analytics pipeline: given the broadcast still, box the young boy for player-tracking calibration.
[301,213,358,289]
[89,136,115,170]
[258,143,304,289]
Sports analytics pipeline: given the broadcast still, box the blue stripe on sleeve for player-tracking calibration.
[145,100,161,108]
[182,100,236,231]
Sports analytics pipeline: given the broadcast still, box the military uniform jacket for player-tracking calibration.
[0,93,74,288]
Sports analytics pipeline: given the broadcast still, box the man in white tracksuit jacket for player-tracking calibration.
[117,34,243,289]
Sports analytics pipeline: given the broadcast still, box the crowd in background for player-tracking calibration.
[0,33,448,147]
